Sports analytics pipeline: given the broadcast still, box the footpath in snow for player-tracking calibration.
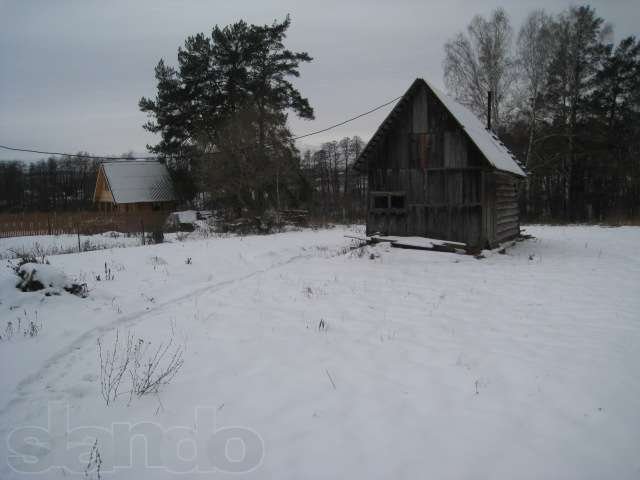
[0,225,639,479]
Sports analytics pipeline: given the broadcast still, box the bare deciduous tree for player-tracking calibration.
[516,9,555,167]
[443,8,516,130]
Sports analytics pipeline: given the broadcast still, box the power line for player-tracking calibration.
[0,94,401,160]
[292,95,402,141]
[0,145,158,161]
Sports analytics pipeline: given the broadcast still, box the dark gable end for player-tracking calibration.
[357,78,524,248]
[354,79,424,172]
[355,78,526,178]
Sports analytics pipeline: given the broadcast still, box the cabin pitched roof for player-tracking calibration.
[354,78,526,177]
[99,160,175,204]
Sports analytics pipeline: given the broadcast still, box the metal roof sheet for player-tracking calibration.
[101,161,175,204]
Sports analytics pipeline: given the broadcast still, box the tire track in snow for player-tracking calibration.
[0,248,321,421]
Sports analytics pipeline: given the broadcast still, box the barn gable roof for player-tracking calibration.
[100,161,175,204]
[354,78,526,177]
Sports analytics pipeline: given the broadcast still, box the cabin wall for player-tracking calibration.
[492,172,520,244]
[366,83,486,246]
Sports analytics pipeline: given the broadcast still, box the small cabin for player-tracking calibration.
[93,160,176,212]
[354,78,526,249]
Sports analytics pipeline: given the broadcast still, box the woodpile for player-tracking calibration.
[219,209,309,234]
[277,209,309,226]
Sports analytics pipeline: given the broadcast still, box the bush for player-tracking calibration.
[97,329,185,406]
[97,330,130,406]
[8,245,48,266]
[129,335,184,398]
[84,439,102,479]
[13,263,88,297]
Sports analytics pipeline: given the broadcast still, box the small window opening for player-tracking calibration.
[373,196,388,209]
[390,195,405,209]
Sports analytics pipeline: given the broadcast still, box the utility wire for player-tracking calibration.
[291,95,401,141]
[0,94,401,160]
[0,145,158,161]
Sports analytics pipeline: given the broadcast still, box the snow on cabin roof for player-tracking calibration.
[426,80,526,177]
[355,78,526,177]
[101,161,175,204]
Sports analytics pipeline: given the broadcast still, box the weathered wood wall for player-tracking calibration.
[366,82,492,246]
[493,172,520,243]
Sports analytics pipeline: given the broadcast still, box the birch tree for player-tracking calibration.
[516,9,555,167]
[443,8,516,130]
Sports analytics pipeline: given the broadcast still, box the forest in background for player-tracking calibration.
[1,5,638,223]
[444,5,640,222]
[0,155,100,213]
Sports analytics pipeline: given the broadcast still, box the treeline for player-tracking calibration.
[0,140,368,218]
[4,8,637,223]
[300,136,366,220]
[0,155,101,212]
[444,5,640,222]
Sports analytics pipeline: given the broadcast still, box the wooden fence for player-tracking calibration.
[0,211,170,238]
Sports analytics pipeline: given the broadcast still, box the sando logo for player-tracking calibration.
[6,402,264,474]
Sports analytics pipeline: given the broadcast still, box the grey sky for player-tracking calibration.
[1,0,637,161]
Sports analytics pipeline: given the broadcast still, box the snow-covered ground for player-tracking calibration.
[0,232,142,260]
[0,225,639,479]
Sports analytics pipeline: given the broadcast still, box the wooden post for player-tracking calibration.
[76,223,81,252]
[140,219,145,246]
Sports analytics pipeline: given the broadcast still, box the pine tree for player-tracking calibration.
[139,16,313,208]
[588,36,640,218]
[543,6,608,220]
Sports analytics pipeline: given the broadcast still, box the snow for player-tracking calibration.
[18,263,70,290]
[171,210,198,224]
[0,232,142,259]
[1,225,639,479]
[166,210,203,230]
[426,79,526,177]
[371,235,467,249]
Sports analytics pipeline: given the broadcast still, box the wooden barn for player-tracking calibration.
[354,78,526,249]
[93,160,176,212]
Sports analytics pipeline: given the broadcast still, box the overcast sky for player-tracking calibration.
[1,0,637,161]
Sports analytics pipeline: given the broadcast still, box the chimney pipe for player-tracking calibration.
[487,90,492,130]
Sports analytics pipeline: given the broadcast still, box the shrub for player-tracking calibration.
[84,439,102,479]
[97,330,131,406]
[13,263,88,297]
[129,335,184,398]
[97,329,185,406]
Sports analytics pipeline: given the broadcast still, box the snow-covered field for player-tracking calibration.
[0,232,142,260]
[0,225,639,479]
